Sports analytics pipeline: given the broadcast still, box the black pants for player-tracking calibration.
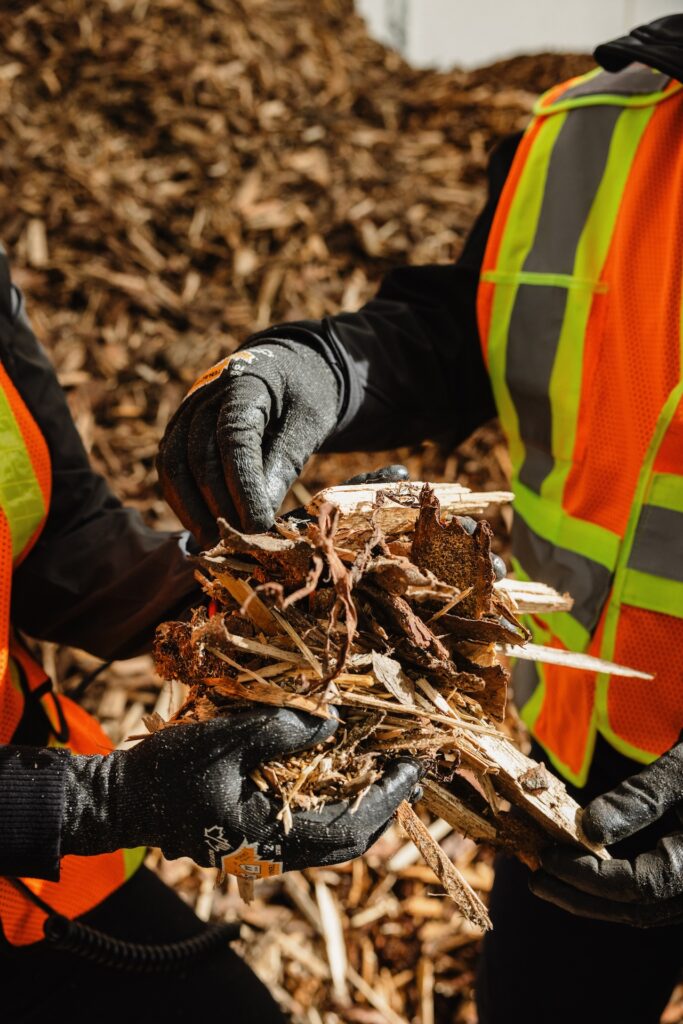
[2,867,286,1023]
[477,737,683,1024]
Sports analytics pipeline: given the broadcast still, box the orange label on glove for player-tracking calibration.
[185,351,256,399]
[221,842,283,880]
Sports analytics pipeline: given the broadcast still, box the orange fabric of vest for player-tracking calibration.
[478,78,683,778]
[0,362,134,946]
[540,91,683,771]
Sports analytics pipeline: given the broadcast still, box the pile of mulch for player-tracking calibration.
[1,0,593,525]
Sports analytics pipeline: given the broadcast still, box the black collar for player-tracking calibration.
[595,15,683,84]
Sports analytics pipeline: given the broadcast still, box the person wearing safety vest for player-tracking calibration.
[0,252,418,1012]
[159,16,683,1024]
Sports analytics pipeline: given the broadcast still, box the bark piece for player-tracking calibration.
[411,486,494,619]
[439,611,528,645]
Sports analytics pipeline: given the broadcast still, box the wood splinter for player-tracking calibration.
[395,800,492,932]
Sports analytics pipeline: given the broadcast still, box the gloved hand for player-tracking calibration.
[530,738,683,927]
[61,708,420,878]
[157,339,341,542]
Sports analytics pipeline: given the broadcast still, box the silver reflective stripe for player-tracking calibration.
[513,515,613,632]
[628,505,683,582]
[506,105,622,494]
[562,66,670,101]
[512,659,540,708]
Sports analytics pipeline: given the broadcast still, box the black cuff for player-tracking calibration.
[0,746,70,881]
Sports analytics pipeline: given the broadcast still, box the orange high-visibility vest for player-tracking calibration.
[478,63,683,786]
[0,354,144,946]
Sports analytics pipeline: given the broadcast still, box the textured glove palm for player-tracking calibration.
[61,709,420,874]
[157,339,340,542]
[531,738,683,927]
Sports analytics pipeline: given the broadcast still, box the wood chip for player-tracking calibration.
[395,801,492,932]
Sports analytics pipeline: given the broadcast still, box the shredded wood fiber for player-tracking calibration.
[153,481,604,926]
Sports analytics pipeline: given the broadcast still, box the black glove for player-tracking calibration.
[61,708,420,878]
[530,739,683,927]
[157,339,341,542]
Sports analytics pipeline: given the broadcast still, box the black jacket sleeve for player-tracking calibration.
[247,133,522,453]
[3,279,199,662]
[0,746,68,880]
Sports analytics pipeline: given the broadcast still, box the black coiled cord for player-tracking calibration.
[10,878,241,974]
[43,914,241,973]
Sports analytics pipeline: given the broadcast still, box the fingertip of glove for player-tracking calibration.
[265,706,339,746]
[490,552,507,581]
[384,757,423,794]
[308,709,340,743]
[241,509,276,534]
[345,464,410,485]
[376,464,410,483]
[580,801,612,845]
[395,755,426,780]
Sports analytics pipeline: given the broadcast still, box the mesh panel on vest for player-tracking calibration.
[563,95,683,535]
[609,604,683,755]
[532,610,607,779]
[534,656,596,778]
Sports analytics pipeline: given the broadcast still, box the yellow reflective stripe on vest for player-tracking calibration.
[0,382,46,560]
[123,846,147,881]
[500,103,651,497]
[506,104,624,495]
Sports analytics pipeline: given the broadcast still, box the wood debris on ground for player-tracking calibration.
[152,480,607,930]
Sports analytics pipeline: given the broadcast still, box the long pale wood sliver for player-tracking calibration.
[495,578,574,613]
[307,482,513,537]
[500,642,654,680]
[466,730,609,859]
[395,800,492,931]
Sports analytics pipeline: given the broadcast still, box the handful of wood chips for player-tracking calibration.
[153,481,609,930]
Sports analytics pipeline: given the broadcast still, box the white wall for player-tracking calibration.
[357,0,683,69]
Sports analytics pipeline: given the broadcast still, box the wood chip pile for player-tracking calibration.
[1,2,593,521]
